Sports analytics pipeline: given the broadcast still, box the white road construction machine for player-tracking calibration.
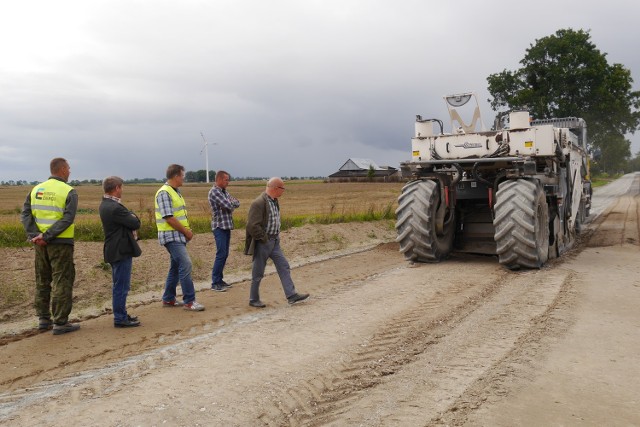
[396,92,592,269]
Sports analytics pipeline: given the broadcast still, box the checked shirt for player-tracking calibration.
[208,186,240,230]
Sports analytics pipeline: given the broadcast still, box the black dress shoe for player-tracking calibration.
[38,318,52,330]
[288,293,309,305]
[127,314,138,322]
[114,318,141,328]
[249,300,266,308]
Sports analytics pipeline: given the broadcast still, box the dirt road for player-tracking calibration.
[1,174,639,426]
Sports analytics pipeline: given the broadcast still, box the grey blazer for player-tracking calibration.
[244,192,271,256]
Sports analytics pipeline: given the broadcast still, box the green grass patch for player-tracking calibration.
[0,207,21,215]
[0,223,29,247]
[0,202,396,247]
[280,202,395,231]
[590,173,623,188]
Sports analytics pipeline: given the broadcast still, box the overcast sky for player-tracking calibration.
[1,0,639,182]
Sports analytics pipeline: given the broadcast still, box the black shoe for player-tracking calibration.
[211,284,227,292]
[114,318,141,328]
[52,322,80,335]
[249,300,266,308]
[38,318,52,330]
[220,281,232,289]
[288,293,309,305]
[127,314,139,322]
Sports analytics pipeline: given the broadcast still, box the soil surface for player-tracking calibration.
[1,174,639,426]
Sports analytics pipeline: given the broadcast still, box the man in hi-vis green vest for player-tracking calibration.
[155,164,205,311]
[21,158,80,335]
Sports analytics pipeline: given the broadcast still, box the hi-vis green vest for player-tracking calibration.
[154,184,190,231]
[30,178,75,238]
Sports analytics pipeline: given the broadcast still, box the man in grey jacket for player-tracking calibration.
[244,177,309,308]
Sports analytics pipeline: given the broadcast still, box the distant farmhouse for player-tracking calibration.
[328,158,401,182]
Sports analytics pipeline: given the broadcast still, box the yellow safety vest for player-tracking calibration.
[154,184,190,231]
[30,178,75,238]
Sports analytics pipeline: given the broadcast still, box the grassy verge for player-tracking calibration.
[590,173,623,188]
[0,203,395,248]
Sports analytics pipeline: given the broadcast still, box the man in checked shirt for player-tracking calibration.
[208,170,240,292]
[155,164,205,311]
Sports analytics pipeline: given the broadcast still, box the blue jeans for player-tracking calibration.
[250,236,296,302]
[211,228,231,285]
[162,241,196,304]
[111,257,132,323]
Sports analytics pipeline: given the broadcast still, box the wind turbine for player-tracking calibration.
[200,132,217,183]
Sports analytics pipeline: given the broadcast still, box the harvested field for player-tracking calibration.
[1,180,402,328]
[1,180,404,224]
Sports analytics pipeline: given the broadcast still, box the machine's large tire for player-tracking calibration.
[395,179,455,262]
[493,179,549,269]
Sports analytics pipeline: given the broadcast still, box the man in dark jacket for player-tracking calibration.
[244,177,309,308]
[99,176,142,327]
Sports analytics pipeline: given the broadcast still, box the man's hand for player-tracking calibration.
[31,234,47,247]
[165,216,193,241]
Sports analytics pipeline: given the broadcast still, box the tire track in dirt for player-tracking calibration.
[431,270,577,426]
[0,308,272,421]
[253,265,572,426]
[0,244,403,422]
[0,244,398,391]
[587,174,640,248]
[245,263,507,426]
[4,253,509,426]
[434,175,639,426]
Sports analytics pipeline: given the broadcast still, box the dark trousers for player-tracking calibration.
[34,244,75,325]
[211,228,231,285]
[111,257,133,323]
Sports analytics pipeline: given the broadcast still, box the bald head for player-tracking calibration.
[266,177,286,199]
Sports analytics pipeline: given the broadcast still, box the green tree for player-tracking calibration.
[487,28,640,170]
[592,133,632,174]
[367,164,375,181]
[626,151,640,172]
[184,171,197,182]
[195,169,207,182]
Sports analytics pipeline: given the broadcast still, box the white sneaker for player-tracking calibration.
[183,301,205,311]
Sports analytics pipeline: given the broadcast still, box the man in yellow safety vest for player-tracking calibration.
[21,157,80,335]
[155,164,205,311]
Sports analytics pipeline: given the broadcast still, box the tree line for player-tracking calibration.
[1,171,326,186]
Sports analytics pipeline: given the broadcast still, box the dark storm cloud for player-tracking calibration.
[1,0,639,181]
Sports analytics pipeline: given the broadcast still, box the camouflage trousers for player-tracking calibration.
[34,244,75,325]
